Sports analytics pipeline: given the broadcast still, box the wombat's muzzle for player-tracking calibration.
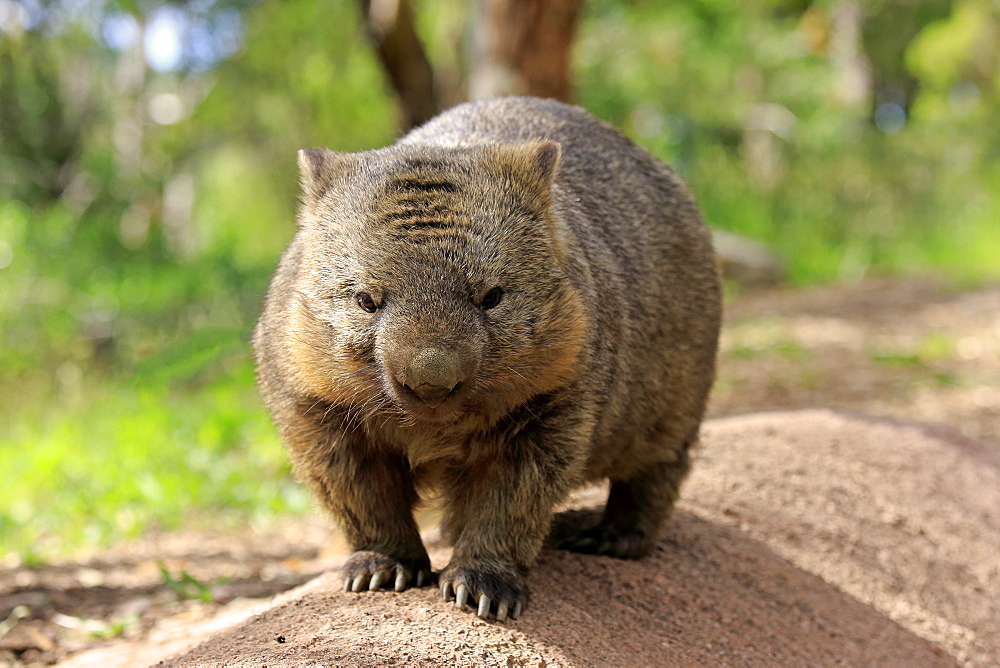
[388,346,476,412]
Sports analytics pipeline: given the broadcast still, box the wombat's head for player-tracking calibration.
[284,142,587,426]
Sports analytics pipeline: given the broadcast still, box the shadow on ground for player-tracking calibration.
[161,507,953,666]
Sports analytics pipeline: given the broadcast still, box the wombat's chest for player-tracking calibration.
[377,420,480,468]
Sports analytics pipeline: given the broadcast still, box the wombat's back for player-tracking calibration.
[403,97,721,481]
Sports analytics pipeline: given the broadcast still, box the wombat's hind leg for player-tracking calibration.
[558,451,691,559]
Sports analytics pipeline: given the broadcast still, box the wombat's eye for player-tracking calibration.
[480,286,504,310]
[356,292,378,313]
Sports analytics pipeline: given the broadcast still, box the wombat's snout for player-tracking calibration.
[391,346,475,410]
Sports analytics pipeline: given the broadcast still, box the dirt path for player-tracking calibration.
[711,277,1000,446]
[2,277,997,666]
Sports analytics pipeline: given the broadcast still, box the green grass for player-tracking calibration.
[870,331,958,368]
[729,340,808,360]
[0,199,312,564]
[0,355,310,563]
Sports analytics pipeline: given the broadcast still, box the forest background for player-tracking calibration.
[1,0,998,564]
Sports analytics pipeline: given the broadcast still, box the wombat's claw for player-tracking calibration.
[441,584,517,621]
[556,524,651,559]
[343,566,431,592]
[342,551,431,593]
[439,567,526,622]
[566,536,597,549]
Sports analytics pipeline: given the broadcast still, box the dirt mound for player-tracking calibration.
[692,410,999,665]
[152,410,997,666]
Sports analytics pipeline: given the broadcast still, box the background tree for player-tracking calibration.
[357,0,583,131]
[357,0,440,130]
[469,0,582,101]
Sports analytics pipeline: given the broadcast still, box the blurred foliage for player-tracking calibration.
[578,0,998,282]
[1,0,998,561]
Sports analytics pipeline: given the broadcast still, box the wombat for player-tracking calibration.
[253,96,721,622]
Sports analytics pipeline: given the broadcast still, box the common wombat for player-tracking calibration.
[253,97,721,622]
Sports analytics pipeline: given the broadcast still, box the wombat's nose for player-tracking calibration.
[400,347,467,408]
[408,382,455,408]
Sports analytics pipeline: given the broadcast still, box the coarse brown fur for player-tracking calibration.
[252,97,722,621]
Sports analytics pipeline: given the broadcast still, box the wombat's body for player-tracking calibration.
[253,97,721,621]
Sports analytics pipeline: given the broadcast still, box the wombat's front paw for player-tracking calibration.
[342,550,432,593]
[439,563,527,622]
[557,523,654,559]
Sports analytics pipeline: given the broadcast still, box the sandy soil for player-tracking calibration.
[711,278,1000,446]
[2,277,998,666]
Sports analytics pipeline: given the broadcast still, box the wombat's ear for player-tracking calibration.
[486,140,561,204]
[514,140,561,193]
[297,148,349,200]
[532,140,561,186]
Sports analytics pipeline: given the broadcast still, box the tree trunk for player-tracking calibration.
[469,0,583,102]
[357,0,440,131]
